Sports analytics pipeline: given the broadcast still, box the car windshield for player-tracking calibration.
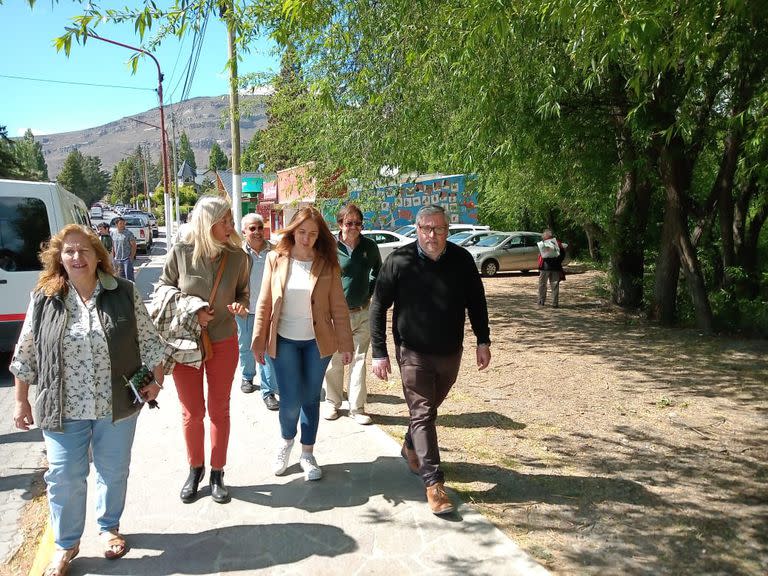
[448,232,472,243]
[476,234,510,247]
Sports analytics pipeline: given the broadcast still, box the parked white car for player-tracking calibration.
[0,179,90,351]
[331,229,415,260]
[110,215,153,254]
[395,223,489,238]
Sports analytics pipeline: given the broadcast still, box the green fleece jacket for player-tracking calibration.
[336,234,382,308]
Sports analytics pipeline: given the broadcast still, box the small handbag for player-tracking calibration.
[200,252,228,362]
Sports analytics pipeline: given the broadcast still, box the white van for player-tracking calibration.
[0,179,91,351]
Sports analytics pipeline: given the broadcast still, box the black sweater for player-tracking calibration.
[370,241,490,358]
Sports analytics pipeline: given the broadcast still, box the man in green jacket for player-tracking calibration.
[322,204,382,424]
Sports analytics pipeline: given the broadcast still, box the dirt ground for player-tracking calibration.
[366,268,768,575]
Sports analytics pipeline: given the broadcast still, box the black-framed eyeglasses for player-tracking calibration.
[248,225,264,231]
[418,224,448,235]
[343,221,363,228]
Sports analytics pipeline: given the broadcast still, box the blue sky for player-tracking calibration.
[1,2,278,137]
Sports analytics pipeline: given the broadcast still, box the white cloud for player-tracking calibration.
[16,128,51,137]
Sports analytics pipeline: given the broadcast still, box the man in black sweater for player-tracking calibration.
[370,205,491,515]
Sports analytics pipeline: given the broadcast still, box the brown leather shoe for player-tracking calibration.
[400,441,420,474]
[426,482,454,515]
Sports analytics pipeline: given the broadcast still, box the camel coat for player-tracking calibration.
[252,251,353,359]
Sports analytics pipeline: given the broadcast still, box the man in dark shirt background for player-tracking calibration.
[370,204,491,515]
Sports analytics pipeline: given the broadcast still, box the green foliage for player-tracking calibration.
[177,184,198,205]
[56,150,88,200]
[208,142,228,171]
[177,131,197,172]
[241,131,263,172]
[0,125,26,179]
[13,129,48,181]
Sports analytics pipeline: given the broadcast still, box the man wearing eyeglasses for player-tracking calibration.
[237,214,279,411]
[370,204,491,515]
[322,203,382,425]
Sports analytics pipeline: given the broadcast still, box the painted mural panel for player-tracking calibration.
[345,174,479,229]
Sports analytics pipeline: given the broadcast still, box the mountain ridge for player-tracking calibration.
[35,95,267,178]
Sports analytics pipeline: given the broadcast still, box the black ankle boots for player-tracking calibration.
[210,469,230,504]
[180,466,205,503]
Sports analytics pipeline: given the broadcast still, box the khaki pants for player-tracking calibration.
[323,307,371,412]
[538,270,561,306]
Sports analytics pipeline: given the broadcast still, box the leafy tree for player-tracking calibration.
[56,150,88,200]
[81,155,110,206]
[177,131,197,172]
[241,131,264,173]
[209,142,228,171]
[13,129,48,181]
[0,125,25,179]
[110,154,142,206]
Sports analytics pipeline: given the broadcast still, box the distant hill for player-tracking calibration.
[35,95,267,178]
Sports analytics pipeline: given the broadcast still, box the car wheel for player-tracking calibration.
[481,260,499,276]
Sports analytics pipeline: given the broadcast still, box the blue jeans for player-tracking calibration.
[272,335,331,446]
[113,257,135,281]
[42,414,139,549]
[235,314,278,398]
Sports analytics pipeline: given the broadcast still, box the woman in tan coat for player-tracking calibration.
[252,207,353,481]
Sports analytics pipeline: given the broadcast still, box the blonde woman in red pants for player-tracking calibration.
[157,195,249,504]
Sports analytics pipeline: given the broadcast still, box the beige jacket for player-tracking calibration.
[252,251,353,358]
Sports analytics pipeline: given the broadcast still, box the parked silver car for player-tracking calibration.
[447,230,495,247]
[467,231,562,276]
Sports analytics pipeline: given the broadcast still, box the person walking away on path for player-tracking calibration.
[237,213,280,411]
[322,203,382,425]
[537,228,566,307]
[252,207,354,481]
[155,196,249,504]
[11,224,165,575]
[370,204,491,515]
[111,217,137,281]
[97,222,113,253]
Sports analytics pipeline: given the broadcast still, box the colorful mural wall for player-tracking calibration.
[348,174,479,229]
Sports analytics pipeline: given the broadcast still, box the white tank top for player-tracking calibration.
[277,258,315,340]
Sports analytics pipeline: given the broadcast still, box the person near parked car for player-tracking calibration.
[97,222,113,253]
[155,195,249,504]
[537,228,566,308]
[10,224,165,575]
[322,203,382,425]
[111,217,137,281]
[252,207,354,481]
[370,204,491,515]
[237,213,280,411]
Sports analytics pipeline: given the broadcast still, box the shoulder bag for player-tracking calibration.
[200,252,228,362]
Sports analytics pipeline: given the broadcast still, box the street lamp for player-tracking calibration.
[83,31,174,244]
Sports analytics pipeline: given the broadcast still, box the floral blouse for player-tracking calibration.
[10,281,165,420]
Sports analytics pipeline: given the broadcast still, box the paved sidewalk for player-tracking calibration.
[67,382,548,575]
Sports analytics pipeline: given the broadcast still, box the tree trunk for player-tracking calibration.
[650,199,681,325]
[610,123,650,308]
[657,141,714,333]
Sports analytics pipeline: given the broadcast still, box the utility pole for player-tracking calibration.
[84,32,173,245]
[222,1,242,227]
[170,111,180,232]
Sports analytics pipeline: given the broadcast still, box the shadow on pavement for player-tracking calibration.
[70,523,357,575]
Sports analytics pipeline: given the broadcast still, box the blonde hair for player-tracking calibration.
[36,224,115,297]
[185,195,242,265]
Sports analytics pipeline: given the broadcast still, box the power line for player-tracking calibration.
[0,73,155,91]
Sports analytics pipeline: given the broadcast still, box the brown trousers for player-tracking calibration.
[396,345,463,486]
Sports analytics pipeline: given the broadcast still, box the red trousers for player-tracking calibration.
[173,335,238,469]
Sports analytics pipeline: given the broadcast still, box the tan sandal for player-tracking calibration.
[99,528,128,559]
[43,545,79,576]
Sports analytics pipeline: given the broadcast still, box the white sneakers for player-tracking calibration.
[350,410,373,425]
[299,454,323,481]
[274,440,323,481]
[273,440,294,476]
[323,405,340,420]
